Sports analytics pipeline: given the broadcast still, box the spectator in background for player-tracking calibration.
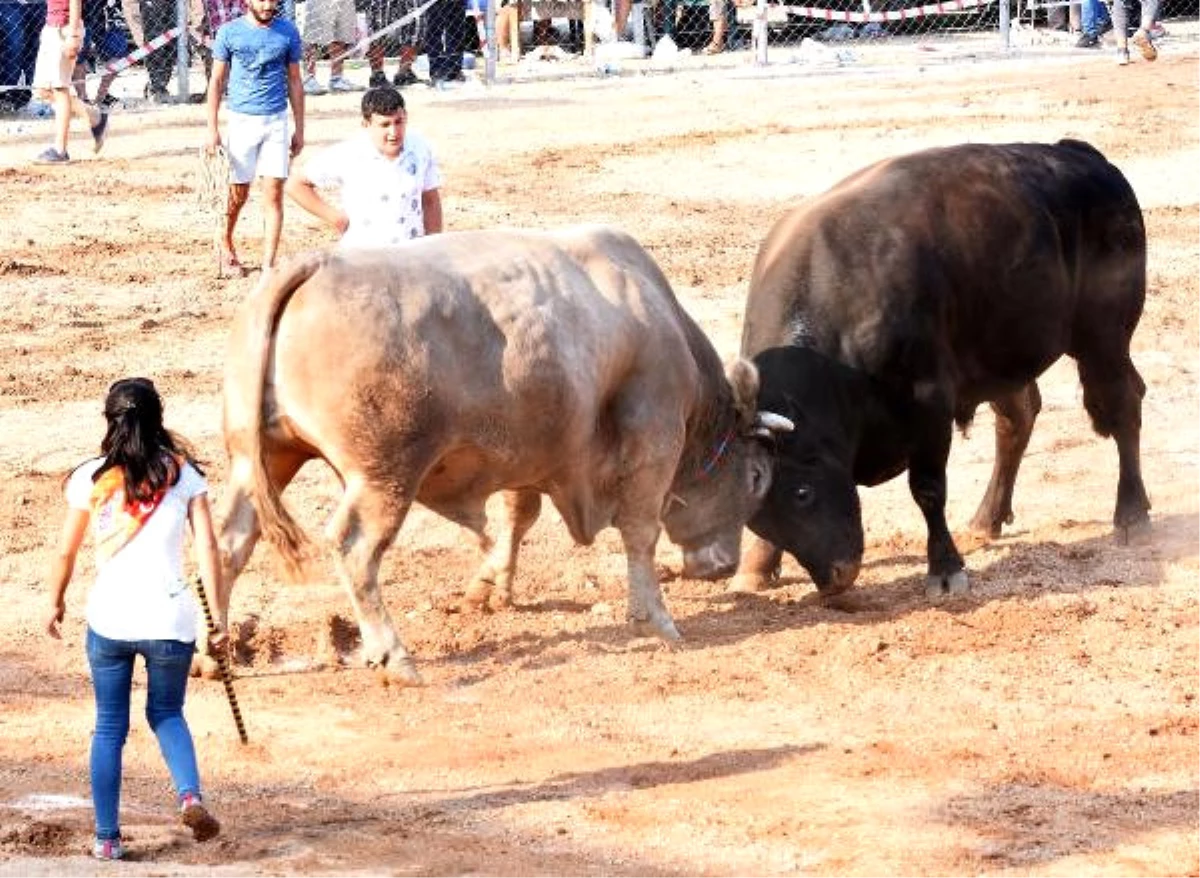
[206,0,305,276]
[189,0,245,100]
[1110,0,1159,63]
[300,0,362,93]
[701,0,726,53]
[0,0,47,111]
[1074,0,1109,47]
[131,0,175,101]
[30,0,110,163]
[286,84,442,244]
[74,0,122,105]
[423,0,464,87]
[366,0,421,87]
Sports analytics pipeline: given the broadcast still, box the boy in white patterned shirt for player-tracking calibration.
[286,85,442,247]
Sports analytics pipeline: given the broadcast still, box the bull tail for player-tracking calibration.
[241,253,329,581]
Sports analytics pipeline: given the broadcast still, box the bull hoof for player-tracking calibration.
[728,572,770,594]
[374,656,424,688]
[1115,517,1152,546]
[190,654,223,680]
[630,616,682,643]
[924,569,969,599]
[463,577,494,609]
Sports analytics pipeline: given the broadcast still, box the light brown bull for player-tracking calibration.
[217,226,790,684]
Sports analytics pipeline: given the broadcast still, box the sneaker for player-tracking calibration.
[97,93,119,108]
[180,794,221,842]
[33,146,70,164]
[1116,46,1130,64]
[368,69,388,88]
[1131,28,1157,60]
[92,838,124,860]
[1074,31,1099,48]
[302,75,327,95]
[91,109,109,154]
[392,68,420,87]
[145,84,171,104]
[327,74,362,92]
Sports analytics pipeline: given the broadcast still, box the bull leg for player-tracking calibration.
[969,382,1042,538]
[728,533,783,593]
[909,415,968,598]
[617,516,681,642]
[195,450,307,677]
[465,489,542,611]
[1078,354,1151,541]
[326,478,421,686]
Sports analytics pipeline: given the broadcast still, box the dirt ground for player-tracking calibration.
[0,37,1197,877]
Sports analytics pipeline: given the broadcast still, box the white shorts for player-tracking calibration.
[300,0,357,45]
[32,25,79,91]
[226,110,291,184]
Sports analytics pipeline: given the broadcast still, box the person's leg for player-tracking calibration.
[141,639,202,798]
[222,111,259,271]
[255,111,290,270]
[141,0,173,95]
[328,40,347,77]
[86,629,134,844]
[260,176,285,269]
[1131,0,1158,56]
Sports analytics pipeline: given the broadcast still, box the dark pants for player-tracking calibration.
[0,1,46,108]
[139,0,176,92]
[425,0,464,81]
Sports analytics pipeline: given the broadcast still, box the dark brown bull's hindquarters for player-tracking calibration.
[733,139,1151,600]
[216,227,792,684]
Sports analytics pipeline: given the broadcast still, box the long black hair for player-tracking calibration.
[91,377,204,502]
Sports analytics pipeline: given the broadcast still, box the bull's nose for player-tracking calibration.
[823,559,861,594]
[682,545,738,581]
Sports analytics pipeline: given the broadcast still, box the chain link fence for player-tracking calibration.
[0,0,1193,115]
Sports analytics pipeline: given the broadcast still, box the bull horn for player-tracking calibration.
[753,411,794,435]
[751,413,793,439]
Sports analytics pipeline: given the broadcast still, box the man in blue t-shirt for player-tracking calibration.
[206,0,304,279]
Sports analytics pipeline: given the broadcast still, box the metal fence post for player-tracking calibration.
[752,0,768,64]
[176,0,190,101]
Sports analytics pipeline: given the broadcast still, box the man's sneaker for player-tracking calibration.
[1074,31,1099,48]
[180,793,221,842]
[393,68,420,87]
[368,69,388,88]
[327,75,362,92]
[1131,28,1157,60]
[1116,46,1131,64]
[302,75,327,95]
[91,109,109,153]
[93,838,124,860]
[33,146,70,164]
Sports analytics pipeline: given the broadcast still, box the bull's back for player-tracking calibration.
[256,229,702,483]
[741,140,1145,388]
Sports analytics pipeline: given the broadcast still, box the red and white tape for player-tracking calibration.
[102,26,183,75]
[783,0,994,23]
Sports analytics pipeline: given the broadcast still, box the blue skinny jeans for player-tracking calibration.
[86,628,203,841]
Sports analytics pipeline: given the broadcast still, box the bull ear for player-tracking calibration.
[725,357,761,431]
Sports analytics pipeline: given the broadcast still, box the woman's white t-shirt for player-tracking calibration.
[66,458,205,643]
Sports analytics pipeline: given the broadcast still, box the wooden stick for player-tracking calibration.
[193,577,249,745]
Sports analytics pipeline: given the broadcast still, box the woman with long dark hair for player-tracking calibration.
[45,377,225,861]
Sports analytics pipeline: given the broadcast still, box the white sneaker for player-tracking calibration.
[1115,46,1130,64]
[327,75,362,92]
[302,75,327,95]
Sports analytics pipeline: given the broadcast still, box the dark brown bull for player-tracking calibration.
[735,139,1151,598]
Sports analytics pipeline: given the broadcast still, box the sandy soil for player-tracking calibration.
[0,40,1197,876]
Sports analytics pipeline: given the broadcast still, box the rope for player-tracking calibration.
[195,146,230,279]
[193,576,249,745]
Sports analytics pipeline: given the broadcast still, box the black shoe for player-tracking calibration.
[98,93,119,108]
[392,68,419,87]
[368,70,388,88]
[1074,31,1100,47]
